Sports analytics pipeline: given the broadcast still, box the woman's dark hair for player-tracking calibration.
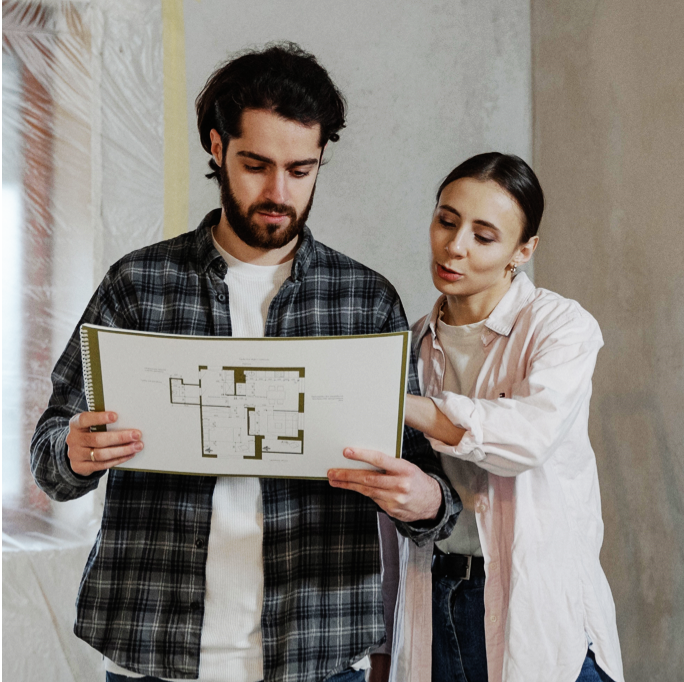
[437,152,544,243]
[196,42,347,184]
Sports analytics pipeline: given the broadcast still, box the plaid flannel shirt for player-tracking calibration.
[30,209,459,682]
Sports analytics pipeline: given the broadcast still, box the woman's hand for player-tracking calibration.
[405,394,466,446]
[327,447,442,522]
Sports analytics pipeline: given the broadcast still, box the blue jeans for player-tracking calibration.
[432,573,488,682]
[106,668,365,682]
[576,649,615,682]
[432,574,615,682]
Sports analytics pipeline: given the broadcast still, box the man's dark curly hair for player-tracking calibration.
[196,42,347,184]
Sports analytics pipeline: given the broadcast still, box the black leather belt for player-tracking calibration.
[432,548,486,580]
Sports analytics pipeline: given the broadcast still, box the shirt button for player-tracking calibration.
[194,538,205,549]
[490,614,497,623]
[476,504,486,514]
[216,292,227,303]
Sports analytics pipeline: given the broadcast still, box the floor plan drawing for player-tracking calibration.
[169,366,305,460]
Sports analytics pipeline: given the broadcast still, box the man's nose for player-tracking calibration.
[263,171,288,205]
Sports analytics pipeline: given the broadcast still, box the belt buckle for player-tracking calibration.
[463,555,472,580]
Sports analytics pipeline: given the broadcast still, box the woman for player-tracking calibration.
[396,152,624,682]
[328,152,624,682]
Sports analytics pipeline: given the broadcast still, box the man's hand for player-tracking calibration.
[327,448,442,522]
[66,411,143,476]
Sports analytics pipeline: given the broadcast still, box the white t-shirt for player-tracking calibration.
[106,233,292,682]
[434,314,487,557]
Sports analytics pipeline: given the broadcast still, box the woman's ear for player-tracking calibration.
[209,129,223,167]
[511,235,539,269]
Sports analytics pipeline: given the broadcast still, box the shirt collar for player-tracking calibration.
[194,208,316,282]
[414,272,536,350]
[485,272,536,337]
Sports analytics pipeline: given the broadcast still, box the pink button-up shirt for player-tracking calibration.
[387,273,623,682]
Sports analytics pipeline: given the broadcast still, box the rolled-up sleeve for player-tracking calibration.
[427,309,603,477]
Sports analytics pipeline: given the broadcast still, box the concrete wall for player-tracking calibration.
[532,2,684,679]
[182,0,532,324]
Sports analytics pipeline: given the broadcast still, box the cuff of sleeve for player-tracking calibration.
[54,427,106,487]
[395,473,461,547]
[427,394,486,463]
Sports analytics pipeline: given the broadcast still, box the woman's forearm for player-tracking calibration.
[405,394,466,447]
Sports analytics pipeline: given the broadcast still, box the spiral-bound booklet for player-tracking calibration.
[80,324,410,478]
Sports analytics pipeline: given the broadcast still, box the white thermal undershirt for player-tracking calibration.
[201,235,292,682]
[106,233,292,682]
[434,313,488,558]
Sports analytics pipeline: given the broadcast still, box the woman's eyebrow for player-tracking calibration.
[438,205,501,233]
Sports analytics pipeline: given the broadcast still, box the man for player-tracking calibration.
[31,43,459,682]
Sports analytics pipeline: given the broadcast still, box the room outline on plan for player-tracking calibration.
[169,366,305,460]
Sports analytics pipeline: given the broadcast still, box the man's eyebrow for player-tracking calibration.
[438,205,502,232]
[236,151,274,165]
[286,157,320,169]
[236,151,319,169]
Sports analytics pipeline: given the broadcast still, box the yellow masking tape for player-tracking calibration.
[162,0,189,239]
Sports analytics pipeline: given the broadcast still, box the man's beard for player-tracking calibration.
[220,161,315,251]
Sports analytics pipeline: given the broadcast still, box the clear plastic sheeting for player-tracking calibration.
[2,1,164,680]
[2,510,102,680]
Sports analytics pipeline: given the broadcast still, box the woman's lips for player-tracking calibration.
[436,263,464,282]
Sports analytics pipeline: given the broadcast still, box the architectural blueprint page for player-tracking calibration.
[85,326,409,478]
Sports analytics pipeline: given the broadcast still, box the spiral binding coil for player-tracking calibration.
[80,326,96,411]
